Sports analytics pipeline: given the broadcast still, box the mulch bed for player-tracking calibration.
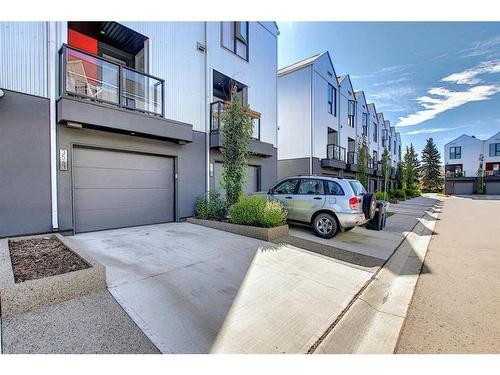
[8,236,90,283]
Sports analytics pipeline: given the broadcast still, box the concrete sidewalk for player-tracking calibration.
[396,196,500,353]
[1,290,159,354]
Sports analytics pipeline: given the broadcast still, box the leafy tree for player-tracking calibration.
[476,154,485,194]
[420,138,443,192]
[357,135,369,189]
[220,85,253,206]
[395,162,404,189]
[403,143,421,190]
[380,148,391,199]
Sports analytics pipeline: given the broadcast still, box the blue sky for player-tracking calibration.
[277,22,500,158]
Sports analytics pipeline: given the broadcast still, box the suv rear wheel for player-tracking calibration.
[313,213,338,239]
[362,194,377,220]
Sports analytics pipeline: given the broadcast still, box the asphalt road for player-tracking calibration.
[396,195,500,354]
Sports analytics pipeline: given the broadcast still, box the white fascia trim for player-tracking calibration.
[47,22,59,230]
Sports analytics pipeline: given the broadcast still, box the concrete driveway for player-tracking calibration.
[68,222,265,353]
[66,196,438,354]
[67,222,375,354]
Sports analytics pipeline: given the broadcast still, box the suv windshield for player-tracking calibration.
[348,180,367,196]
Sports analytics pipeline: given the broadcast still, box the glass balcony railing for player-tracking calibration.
[210,101,261,140]
[367,157,374,169]
[347,151,357,165]
[326,144,346,162]
[60,44,164,117]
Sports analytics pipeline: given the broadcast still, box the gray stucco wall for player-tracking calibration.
[0,89,52,237]
[210,147,277,193]
[278,157,346,180]
[56,126,206,233]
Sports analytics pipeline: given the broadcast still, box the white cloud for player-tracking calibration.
[405,126,466,136]
[397,85,500,127]
[461,35,500,58]
[441,60,500,85]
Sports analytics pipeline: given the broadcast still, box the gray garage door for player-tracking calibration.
[214,162,259,197]
[73,147,174,233]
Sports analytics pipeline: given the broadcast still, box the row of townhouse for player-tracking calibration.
[444,132,500,195]
[278,52,401,192]
[276,52,402,193]
[0,22,403,239]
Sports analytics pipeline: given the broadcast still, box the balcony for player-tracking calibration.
[346,151,358,172]
[321,144,346,170]
[486,170,500,177]
[56,45,192,142]
[446,171,465,178]
[209,101,273,157]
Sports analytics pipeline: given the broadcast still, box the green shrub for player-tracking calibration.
[229,195,287,228]
[194,189,227,221]
[405,188,421,198]
[375,192,387,201]
[228,195,263,226]
[260,199,288,228]
[194,197,210,219]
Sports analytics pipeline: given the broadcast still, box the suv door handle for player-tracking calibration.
[313,197,322,200]
[285,196,293,199]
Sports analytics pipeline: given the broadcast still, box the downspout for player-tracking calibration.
[205,22,211,200]
[309,65,314,175]
[47,22,59,231]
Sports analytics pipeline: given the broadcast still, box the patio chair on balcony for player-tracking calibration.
[67,60,103,99]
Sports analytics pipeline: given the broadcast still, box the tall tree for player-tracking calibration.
[420,138,443,192]
[395,162,404,189]
[380,148,391,198]
[357,135,369,189]
[220,85,253,206]
[403,143,421,190]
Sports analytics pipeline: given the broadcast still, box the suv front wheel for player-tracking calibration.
[313,213,338,239]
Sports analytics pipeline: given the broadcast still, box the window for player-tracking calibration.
[272,179,299,195]
[349,180,367,196]
[348,100,355,127]
[324,180,344,195]
[221,21,249,61]
[362,113,368,136]
[297,179,325,195]
[327,84,336,115]
[394,140,397,154]
[373,151,378,162]
[445,164,463,177]
[373,122,378,142]
[388,136,392,151]
[449,146,462,159]
[489,143,500,156]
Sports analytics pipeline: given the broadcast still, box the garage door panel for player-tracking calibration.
[73,148,170,171]
[214,163,259,196]
[73,147,174,233]
[75,206,171,233]
[73,167,172,190]
[74,188,172,211]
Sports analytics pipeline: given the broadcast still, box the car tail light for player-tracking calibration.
[349,196,359,210]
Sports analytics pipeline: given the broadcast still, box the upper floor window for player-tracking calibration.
[489,143,500,156]
[221,22,249,61]
[394,140,396,154]
[450,146,461,159]
[347,100,355,127]
[327,84,337,115]
[373,122,378,142]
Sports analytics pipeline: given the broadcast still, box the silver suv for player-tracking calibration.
[263,176,377,238]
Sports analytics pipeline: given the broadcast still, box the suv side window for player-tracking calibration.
[272,179,299,194]
[297,179,325,195]
[324,180,344,195]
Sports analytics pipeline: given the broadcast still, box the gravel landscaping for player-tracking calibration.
[8,236,90,283]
